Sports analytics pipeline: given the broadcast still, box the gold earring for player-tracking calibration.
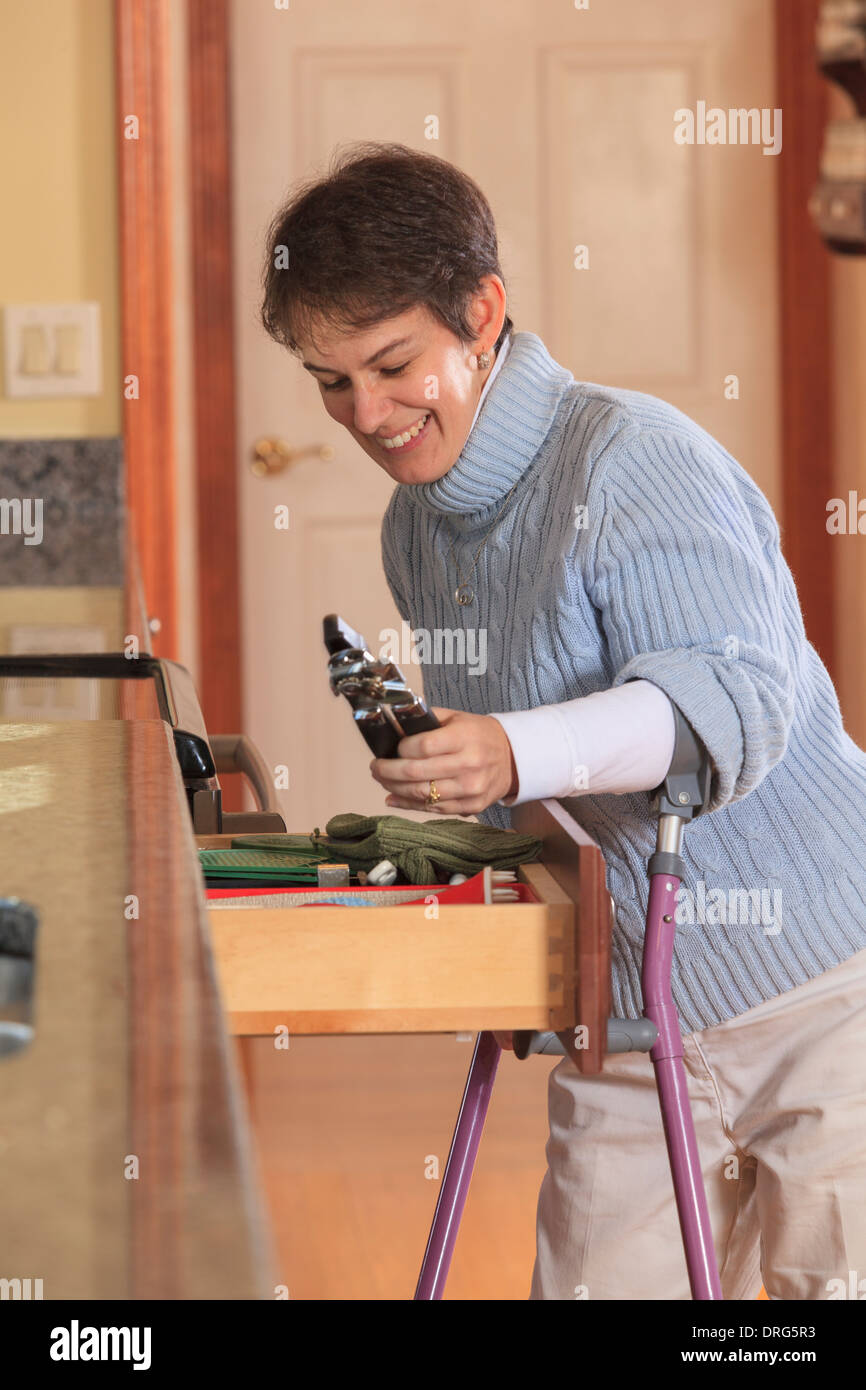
[477,349,492,369]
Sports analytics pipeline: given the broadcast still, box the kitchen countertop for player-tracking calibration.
[0,717,274,1298]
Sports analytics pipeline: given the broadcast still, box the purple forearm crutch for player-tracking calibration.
[414,1030,501,1300]
[641,706,722,1299]
[415,703,723,1300]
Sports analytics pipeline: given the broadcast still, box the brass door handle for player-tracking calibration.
[250,436,335,476]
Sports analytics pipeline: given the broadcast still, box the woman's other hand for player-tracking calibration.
[369,706,518,816]
[493,1031,514,1051]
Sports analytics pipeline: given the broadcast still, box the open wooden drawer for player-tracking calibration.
[198,800,613,1073]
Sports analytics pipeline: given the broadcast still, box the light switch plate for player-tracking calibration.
[3,302,102,398]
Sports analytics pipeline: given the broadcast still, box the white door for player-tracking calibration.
[230,0,779,831]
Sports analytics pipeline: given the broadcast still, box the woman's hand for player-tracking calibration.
[369,706,518,817]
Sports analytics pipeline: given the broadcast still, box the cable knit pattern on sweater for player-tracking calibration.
[380,330,866,1033]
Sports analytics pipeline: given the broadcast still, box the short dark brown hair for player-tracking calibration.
[260,141,513,356]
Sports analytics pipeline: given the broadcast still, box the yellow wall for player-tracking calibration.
[0,0,119,437]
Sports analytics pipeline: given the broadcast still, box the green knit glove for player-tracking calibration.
[315,812,543,884]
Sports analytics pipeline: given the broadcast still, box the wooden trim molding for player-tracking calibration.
[115,0,178,658]
[187,0,243,753]
[776,0,835,679]
[126,719,271,1297]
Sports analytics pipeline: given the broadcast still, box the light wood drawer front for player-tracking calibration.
[207,862,575,1035]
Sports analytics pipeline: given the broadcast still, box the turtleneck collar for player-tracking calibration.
[400,331,573,518]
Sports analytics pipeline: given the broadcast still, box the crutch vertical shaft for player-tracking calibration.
[414,1030,501,1300]
[643,830,723,1299]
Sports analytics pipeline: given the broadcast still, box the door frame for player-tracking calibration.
[775,0,834,675]
[185,0,243,741]
[115,0,178,659]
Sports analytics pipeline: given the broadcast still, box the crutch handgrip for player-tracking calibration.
[650,702,711,822]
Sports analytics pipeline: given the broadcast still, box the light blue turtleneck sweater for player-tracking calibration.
[380,330,866,1034]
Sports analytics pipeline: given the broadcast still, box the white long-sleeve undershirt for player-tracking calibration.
[489,678,677,807]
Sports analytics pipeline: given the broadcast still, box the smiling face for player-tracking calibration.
[296,279,506,485]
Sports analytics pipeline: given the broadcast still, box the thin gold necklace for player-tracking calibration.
[444,478,522,606]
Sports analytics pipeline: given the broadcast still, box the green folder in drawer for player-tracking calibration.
[198,848,324,881]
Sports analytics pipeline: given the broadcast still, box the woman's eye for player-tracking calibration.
[321,362,411,393]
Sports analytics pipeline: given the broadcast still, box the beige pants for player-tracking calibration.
[530,946,866,1300]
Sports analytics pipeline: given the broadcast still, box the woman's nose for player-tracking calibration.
[351,387,392,437]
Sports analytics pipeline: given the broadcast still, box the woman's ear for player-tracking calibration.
[469,275,507,353]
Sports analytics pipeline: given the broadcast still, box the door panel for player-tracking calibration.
[230,0,778,831]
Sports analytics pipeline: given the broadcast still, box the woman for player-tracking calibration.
[260,141,866,1301]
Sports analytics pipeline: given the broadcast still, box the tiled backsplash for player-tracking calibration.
[0,437,125,585]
